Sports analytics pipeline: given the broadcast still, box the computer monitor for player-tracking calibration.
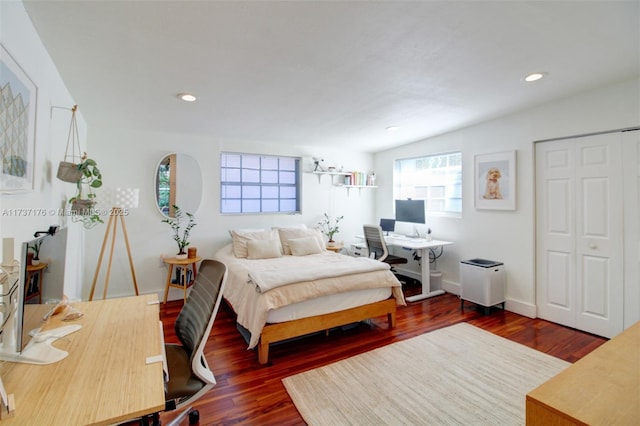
[395,199,426,224]
[0,227,77,364]
[379,218,396,235]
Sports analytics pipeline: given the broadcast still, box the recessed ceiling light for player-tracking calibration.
[177,93,197,102]
[524,72,547,82]
[386,126,400,131]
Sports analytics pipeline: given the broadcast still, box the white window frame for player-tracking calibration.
[394,152,462,217]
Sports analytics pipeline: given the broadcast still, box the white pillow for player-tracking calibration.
[271,224,307,230]
[278,227,325,255]
[230,229,280,258]
[246,239,283,259]
[288,237,323,256]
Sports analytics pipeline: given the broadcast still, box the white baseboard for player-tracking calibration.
[505,299,537,318]
[440,280,536,318]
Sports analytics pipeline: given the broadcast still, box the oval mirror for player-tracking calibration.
[155,153,202,218]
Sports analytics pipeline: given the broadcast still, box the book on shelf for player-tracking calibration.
[343,171,376,186]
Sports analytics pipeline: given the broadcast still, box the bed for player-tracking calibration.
[213,227,406,364]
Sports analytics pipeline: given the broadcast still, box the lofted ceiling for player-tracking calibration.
[23,0,639,153]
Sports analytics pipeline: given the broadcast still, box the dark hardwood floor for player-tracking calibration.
[158,286,606,426]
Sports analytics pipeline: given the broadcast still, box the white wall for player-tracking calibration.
[84,128,376,300]
[0,2,87,299]
[374,77,640,318]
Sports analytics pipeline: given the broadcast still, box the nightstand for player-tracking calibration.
[162,256,202,303]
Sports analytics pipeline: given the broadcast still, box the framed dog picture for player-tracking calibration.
[474,150,516,211]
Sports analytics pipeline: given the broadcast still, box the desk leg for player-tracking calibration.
[405,247,445,302]
[163,264,174,304]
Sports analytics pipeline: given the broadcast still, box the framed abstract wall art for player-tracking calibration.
[1,44,37,193]
[474,150,516,211]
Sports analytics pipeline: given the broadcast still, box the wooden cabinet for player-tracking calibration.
[526,321,640,425]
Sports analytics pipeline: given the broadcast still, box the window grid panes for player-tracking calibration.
[394,152,462,215]
[220,152,301,214]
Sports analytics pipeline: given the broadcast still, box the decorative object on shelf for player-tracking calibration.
[27,239,43,265]
[317,213,344,244]
[56,105,84,183]
[69,154,104,228]
[161,204,197,258]
[312,157,325,172]
[89,187,140,301]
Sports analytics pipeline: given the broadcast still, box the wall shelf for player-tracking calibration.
[310,171,377,195]
[311,171,351,184]
[340,185,378,196]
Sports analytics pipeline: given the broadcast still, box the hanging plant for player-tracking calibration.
[57,105,84,183]
[69,154,104,228]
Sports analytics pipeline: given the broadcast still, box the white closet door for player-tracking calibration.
[536,133,623,338]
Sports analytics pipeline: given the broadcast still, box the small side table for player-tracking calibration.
[26,262,48,303]
[326,243,344,253]
[162,256,202,303]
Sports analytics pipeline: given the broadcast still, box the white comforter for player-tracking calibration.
[247,253,390,292]
[214,244,405,349]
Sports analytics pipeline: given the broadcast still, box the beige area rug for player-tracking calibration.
[283,323,570,425]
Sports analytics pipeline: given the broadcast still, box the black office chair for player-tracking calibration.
[363,225,408,269]
[164,259,228,410]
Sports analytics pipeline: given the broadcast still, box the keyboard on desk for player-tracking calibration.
[388,234,426,242]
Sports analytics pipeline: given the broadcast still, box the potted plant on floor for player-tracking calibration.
[317,213,344,247]
[161,205,196,259]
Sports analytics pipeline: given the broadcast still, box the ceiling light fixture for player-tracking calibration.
[177,93,197,102]
[386,126,400,131]
[524,72,547,82]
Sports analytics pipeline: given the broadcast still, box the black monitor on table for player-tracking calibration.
[395,199,426,224]
[379,218,396,235]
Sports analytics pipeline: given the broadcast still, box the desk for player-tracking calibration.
[0,294,165,425]
[357,234,453,302]
[163,256,202,303]
[526,320,640,425]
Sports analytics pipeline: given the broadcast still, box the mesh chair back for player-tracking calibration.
[363,225,389,261]
[174,259,226,360]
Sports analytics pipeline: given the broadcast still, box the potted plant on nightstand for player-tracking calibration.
[161,205,196,259]
[317,213,344,247]
[27,239,43,265]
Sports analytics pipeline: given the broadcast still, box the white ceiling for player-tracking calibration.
[23,1,639,153]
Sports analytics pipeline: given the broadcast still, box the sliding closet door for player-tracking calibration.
[536,133,623,338]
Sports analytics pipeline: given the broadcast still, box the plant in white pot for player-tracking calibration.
[68,154,103,229]
[161,205,196,259]
[317,213,344,246]
[27,239,43,265]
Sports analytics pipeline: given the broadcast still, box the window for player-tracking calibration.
[220,152,301,214]
[394,152,462,216]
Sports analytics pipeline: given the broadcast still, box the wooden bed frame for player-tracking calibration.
[257,298,397,364]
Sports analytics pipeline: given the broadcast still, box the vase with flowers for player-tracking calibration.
[161,205,196,259]
[317,213,344,246]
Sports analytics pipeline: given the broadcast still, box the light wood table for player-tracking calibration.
[0,294,165,425]
[163,256,202,303]
[325,243,344,253]
[526,320,640,425]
